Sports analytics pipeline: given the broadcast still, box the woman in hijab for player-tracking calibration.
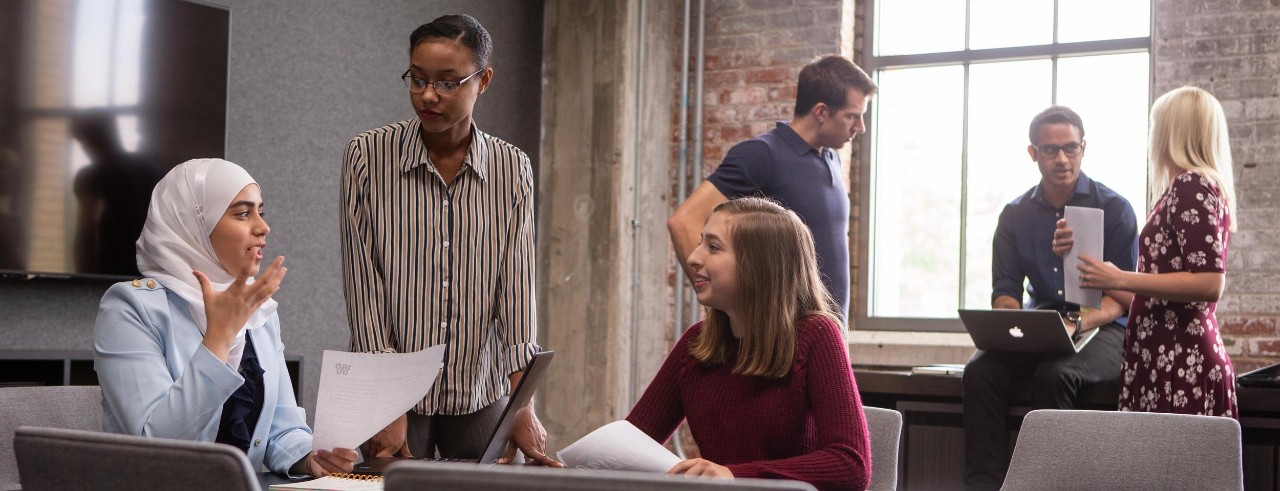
[94,158,356,476]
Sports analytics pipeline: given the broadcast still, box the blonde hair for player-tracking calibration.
[1148,86,1237,231]
[688,197,841,378]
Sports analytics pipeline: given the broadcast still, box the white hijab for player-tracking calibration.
[136,158,276,369]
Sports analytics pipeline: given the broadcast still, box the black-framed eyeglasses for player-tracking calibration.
[401,67,485,95]
[1036,142,1083,159]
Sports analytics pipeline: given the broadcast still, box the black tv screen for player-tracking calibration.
[0,0,229,279]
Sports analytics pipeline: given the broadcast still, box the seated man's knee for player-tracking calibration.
[1032,363,1082,395]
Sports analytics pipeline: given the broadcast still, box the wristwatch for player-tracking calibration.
[1066,312,1083,341]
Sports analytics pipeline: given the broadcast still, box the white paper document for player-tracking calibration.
[557,420,682,472]
[311,346,446,452]
[1064,206,1104,309]
[269,475,382,491]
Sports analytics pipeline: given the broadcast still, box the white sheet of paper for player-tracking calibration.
[269,475,382,491]
[1064,206,1104,309]
[557,420,682,473]
[310,346,445,452]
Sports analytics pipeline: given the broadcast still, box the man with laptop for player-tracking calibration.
[962,106,1138,491]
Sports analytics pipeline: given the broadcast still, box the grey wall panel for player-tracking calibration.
[0,0,543,422]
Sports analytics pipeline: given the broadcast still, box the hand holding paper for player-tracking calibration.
[1063,206,1103,309]
[311,346,446,452]
[557,420,681,473]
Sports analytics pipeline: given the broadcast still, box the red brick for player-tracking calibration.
[705,51,765,70]
[1221,316,1280,336]
[768,85,798,101]
[745,67,794,84]
[1233,357,1280,373]
[705,106,741,125]
[718,86,768,105]
[1249,339,1280,357]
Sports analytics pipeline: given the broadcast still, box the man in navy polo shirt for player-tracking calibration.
[962,106,1138,490]
[667,55,876,324]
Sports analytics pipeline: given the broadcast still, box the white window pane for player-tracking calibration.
[964,60,1052,309]
[1058,0,1150,43]
[112,0,144,106]
[1057,53,1151,217]
[876,0,965,56]
[871,66,964,318]
[73,0,115,108]
[970,0,1053,50]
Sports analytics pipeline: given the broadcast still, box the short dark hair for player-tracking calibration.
[409,14,492,69]
[794,55,877,116]
[1028,106,1085,145]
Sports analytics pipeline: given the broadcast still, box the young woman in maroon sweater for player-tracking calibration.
[627,197,872,490]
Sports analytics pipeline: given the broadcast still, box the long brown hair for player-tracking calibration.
[688,197,842,378]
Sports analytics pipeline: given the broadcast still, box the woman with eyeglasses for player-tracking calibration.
[1056,87,1239,418]
[340,15,554,465]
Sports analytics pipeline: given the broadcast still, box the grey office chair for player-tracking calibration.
[1002,409,1243,491]
[384,461,819,490]
[14,426,261,491]
[863,406,902,491]
[0,386,104,490]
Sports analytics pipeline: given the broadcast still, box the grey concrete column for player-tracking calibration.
[537,0,677,449]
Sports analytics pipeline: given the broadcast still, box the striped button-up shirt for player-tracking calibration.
[341,119,538,415]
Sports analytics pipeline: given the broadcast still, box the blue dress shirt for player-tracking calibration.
[992,173,1138,325]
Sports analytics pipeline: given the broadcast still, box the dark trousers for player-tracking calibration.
[962,323,1124,491]
[406,396,508,460]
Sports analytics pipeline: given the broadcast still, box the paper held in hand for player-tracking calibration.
[1064,206,1104,309]
[557,420,682,472]
[310,345,446,452]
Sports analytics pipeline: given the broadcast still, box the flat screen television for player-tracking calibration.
[0,0,229,279]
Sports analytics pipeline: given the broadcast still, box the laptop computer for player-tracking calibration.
[958,310,1099,354]
[351,350,555,474]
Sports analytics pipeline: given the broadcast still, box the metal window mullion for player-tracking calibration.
[870,37,1150,70]
[958,62,971,310]
[1051,0,1060,103]
[964,0,972,52]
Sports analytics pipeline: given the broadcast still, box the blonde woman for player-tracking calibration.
[1066,87,1238,417]
[627,197,871,491]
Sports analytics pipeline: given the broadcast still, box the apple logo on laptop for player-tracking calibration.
[1009,326,1024,338]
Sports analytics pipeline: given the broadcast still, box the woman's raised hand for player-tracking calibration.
[193,256,287,361]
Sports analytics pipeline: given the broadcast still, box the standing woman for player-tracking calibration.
[1073,87,1238,417]
[342,14,552,464]
[94,158,357,476]
[627,197,871,491]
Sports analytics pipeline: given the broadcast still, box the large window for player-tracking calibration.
[859,0,1151,330]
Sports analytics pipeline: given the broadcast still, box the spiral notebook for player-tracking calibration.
[269,473,382,490]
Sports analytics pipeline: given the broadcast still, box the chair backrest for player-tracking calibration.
[1002,409,1243,491]
[14,426,261,491]
[384,461,819,491]
[0,386,104,490]
[863,406,902,491]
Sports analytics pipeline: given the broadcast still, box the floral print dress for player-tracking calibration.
[1118,170,1236,417]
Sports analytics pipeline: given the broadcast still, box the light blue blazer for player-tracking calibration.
[93,280,311,475]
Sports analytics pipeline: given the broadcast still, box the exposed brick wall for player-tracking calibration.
[695,0,853,168]
[671,0,859,326]
[1153,0,1280,371]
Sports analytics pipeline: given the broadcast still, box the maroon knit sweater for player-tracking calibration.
[626,315,872,491]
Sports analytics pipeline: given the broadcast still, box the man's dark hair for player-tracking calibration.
[794,55,877,116]
[1028,105,1085,145]
[409,14,492,69]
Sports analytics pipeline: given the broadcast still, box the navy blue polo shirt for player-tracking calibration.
[707,122,850,323]
[992,172,1138,325]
